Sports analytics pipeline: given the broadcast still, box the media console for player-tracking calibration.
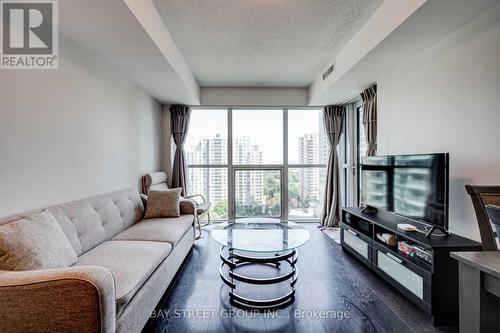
[341,207,481,326]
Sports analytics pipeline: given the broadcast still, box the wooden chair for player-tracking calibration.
[465,185,500,251]
[142,172,212,239]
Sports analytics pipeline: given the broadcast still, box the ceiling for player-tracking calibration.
[152,0,384,88]
[59,0,200,104]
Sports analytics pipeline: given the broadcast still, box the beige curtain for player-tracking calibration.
[361,85,377,156]
[321,105,345,227]
[170,105,191,196]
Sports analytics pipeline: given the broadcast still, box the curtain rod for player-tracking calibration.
[339,82,377,106]
[340,94,361,106]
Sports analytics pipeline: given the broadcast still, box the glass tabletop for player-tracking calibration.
[210,218,310,252]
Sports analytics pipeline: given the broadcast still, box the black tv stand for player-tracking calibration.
[340,207,481,326]
[425,225,450,238]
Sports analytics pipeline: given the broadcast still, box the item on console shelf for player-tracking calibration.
[414,245,432,264]
[397,223,417,232]
[398,241,415,257]
[376,232,397,247]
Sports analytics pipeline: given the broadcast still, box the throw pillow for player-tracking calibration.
[0,210,78,270]
[144,188,182,219]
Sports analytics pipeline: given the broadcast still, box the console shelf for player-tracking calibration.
[341,207,481,326]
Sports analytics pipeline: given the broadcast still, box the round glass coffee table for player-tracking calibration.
[211,218,310,310]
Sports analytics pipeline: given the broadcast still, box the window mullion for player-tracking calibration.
[228,107,234,220]
[283,108,288,220]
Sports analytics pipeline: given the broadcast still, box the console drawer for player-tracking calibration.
[343,228,369,259]
[377,250,424,299]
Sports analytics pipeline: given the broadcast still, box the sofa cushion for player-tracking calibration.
[73,240,171,315]
[144,189,182,219]
[0,189,144,257]
[0,207,83,256]
[0,210,78,270]
[57,189,144,254]
[112,215,194,246]
[47,206,82,255]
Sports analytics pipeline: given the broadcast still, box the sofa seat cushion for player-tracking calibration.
[73,240,171,315]
[112,215,194,246]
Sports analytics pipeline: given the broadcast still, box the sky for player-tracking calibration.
[185,108,324,164]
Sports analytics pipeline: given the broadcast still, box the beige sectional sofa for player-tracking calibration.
[0,188,196,333]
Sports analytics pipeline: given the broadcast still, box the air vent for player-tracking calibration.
[322,61,335,80]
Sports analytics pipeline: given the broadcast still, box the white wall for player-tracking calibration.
[377,5,500,240]
[200,88,309,106]
[0,36,162,217]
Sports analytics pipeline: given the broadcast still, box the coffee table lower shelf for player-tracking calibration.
[219,246,298,311]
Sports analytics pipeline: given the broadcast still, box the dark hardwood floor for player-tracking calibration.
[143,223,455,333]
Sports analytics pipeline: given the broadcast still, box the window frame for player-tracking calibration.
[355,101,364,206]
[340,99,362,208]
[187,106,339,221]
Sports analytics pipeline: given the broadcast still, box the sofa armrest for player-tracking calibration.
[180,198,196,216]
[0,265,116,333]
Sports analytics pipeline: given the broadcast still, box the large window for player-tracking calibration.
[288,109,327,165]
[187,167,228,219]
[287,109,327,219]
[235,169,281,217]
[232,109,283,165]
[186,109,228,220]
[185,109,227,165]
[288,168,326,219]
[186,107,349,221]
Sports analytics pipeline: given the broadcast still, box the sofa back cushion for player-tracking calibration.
[46,206,83,255]
[0,188,144,256]
[55,189,144,254]
[0,210,78,270]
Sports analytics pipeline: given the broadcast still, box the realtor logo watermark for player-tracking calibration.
[1,0,58,69]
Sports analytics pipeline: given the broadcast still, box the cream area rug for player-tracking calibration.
[318,225,341,244]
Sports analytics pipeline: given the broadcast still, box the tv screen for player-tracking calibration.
[361,153,449,229]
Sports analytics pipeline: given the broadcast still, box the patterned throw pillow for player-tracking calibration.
[144,188,182,219]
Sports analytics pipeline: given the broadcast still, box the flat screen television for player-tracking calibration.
[360,153,449,235]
